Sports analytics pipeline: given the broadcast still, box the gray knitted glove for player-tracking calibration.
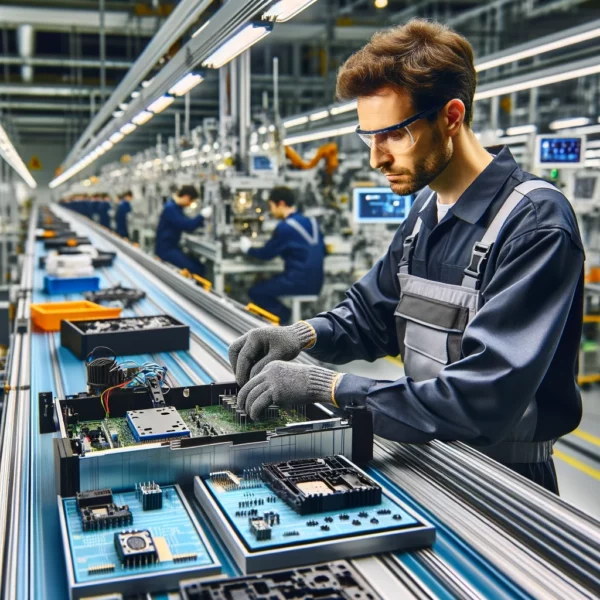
[228,322,316,386]
[236,360,341,421]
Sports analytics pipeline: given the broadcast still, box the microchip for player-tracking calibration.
[114,530,158,567]
[80,503,133,532]
[249,519,271,541]
[137,482,163,511]
[126,406,191,442]
[76,489,113,509]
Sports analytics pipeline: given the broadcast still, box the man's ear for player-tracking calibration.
[443,99,465,137]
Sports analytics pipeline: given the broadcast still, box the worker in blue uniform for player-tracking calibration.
[240,187,326,325]
[155,185,212,276]
[228,20,584,493]
[115,191,133,238]
[98,194,112,229]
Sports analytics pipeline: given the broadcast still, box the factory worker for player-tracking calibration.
[229,20,584,493]
[115,190,133,238]
[155,185,212,276]
[98,194,112,229]
[240,187,326,325]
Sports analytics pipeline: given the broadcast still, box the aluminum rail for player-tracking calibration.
[0,204,37,598]
[373,439,600,599]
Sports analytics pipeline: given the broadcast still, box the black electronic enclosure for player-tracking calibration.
[61,315,190,359]
[44,236,92,249]
[46,382,374,497]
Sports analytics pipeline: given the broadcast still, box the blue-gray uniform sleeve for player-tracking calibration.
[333,227,584,445]
[247,222,289,261]
[306,226,404,363]
[165,207,204,232]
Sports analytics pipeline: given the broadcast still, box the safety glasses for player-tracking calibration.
[356,105,442,154]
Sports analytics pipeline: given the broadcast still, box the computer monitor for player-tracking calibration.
[535,135,585,169]
[251,155,274,171]
[353,187,414,224]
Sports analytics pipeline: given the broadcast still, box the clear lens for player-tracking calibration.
[358,125,415,153]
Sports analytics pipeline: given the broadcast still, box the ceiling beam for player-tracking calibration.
[0,5,160,35]
[0,56,133,69]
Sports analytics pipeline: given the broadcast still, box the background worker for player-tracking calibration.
[115,190,133,238]
[155,185,212,276]
[240,187,326,325]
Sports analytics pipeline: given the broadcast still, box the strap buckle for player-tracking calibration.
[463,242,493,289]
[399,233,418,274]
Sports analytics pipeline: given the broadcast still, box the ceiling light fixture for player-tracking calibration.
[263,0,318,22]
[505,124,538,136]
[285,123,356,145]
[132,111,154,126]
[168,73,204,97]
[147,95,175,114]
[202,23,272,69]
[284,116,309,128]
[549,117,591,130]
[0,124,36,188]
[120,122,137,135]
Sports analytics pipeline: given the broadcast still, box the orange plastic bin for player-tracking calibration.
[30,301,122,332]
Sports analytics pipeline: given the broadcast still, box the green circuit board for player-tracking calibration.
[69,405,306,452]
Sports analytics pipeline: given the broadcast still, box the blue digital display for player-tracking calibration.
[353,187,414,224]
[539,137,582,164]
[252,155,274,171]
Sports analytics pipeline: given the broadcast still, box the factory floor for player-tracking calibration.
[344,357,600,521]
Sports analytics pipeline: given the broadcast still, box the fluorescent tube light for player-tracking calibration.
[263,0,318,22]
[330,101,357,115]
[132,111,154,126]
[120,122,137,135]
[168,73,204,97]
[202,23,272,69]
[147,95,175,114]
[0,124,36,188]
[181,148,198,158]
[310,110,330,122]
[109,132,125,144]
[101,140,114,151]
[506,124,537,136]
[284,116,309,128]
[549,117,590,130]
[285,124,356,145]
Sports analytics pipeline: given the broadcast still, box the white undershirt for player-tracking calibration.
[437,199,456,224]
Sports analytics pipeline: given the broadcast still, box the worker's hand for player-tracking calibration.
[236,361,339,421]
[200,206,213,219]
[239,237,252,254]
[228,322,316,386]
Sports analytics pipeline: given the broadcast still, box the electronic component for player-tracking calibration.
[249,519,271,541]
[126,406,190,442]
[262,456,382,515]
[76,488,133,532]
[60,485,221,598]
[114,530,158,567]
[87,564,115,575]
[180,560,383,600]
[85,347,125,394]
[85,285,145,308]
[136,482,163,511]
[195,456,436,574]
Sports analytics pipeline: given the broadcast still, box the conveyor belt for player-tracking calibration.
[3,204,600,599]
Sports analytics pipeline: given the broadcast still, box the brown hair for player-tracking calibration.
[336,19,476,126]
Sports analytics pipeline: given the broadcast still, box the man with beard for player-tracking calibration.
[228,19,584,493]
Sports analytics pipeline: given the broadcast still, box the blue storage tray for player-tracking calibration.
[43,275,101,295]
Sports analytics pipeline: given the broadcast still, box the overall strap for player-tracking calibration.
[399,191,436,275]
[462,180,563,289]
[287,216,319,246]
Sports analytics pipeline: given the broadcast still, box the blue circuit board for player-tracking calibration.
[204,479,419,551]
[62,485,218,585]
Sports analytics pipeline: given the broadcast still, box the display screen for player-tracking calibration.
[353,187,414,224]
[574,176,597,200]
[539,137,582,164]
[252,155,274,171]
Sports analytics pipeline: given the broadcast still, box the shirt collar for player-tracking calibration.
[450,146,520,225]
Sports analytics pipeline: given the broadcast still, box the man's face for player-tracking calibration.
[179,195,192,207]
[357,87,452,196]
[269,200,281,218]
